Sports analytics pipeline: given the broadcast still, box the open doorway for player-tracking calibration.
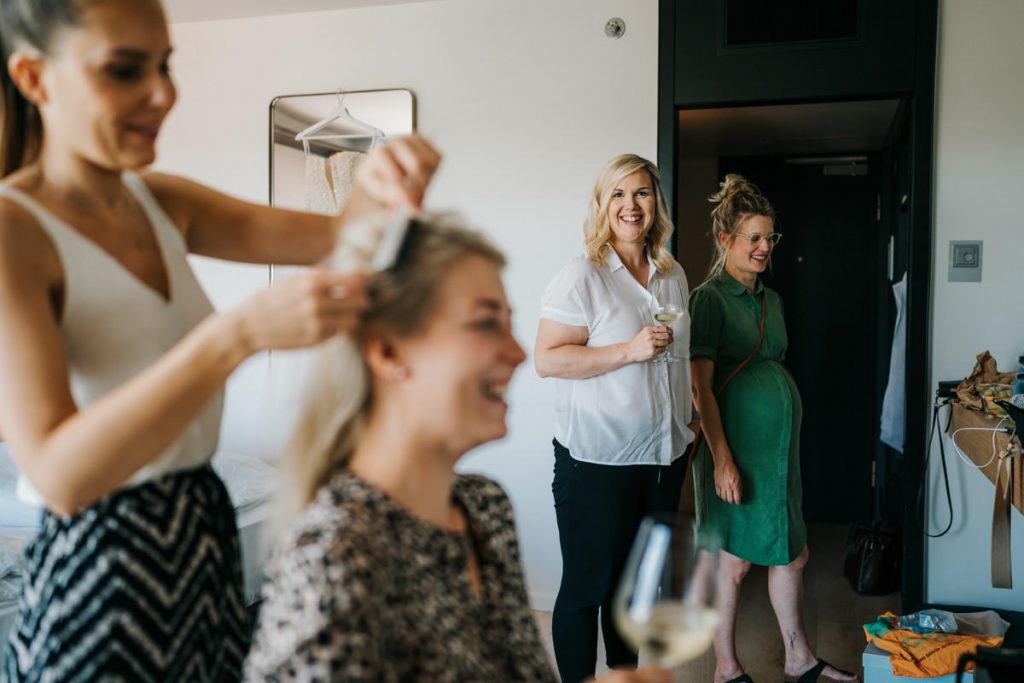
[675,98,910,525]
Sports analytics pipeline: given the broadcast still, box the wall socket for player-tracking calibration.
[937,380,960,399]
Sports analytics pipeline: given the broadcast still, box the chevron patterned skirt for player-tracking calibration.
[2,465,248,682]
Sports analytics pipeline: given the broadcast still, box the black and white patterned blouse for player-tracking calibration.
[245,469,558,682]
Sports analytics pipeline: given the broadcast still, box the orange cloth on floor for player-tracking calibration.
[863,612,1004,678]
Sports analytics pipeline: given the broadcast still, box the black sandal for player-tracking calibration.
[722,674,754,683]
[784,658,858,682]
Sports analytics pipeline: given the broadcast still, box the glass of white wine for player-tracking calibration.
[649,278,685,363]
[613,514,720,670]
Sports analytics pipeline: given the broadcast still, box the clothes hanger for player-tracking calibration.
[295,91,385,155]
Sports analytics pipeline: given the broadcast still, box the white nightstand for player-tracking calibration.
[863,643,974,683]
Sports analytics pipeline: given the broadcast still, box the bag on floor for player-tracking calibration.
[843,520,901,595]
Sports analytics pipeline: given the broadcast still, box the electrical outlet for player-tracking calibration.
[949,241,982,282]
[937,380,960,399]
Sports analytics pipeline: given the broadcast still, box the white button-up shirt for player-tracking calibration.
[540,250,696,466]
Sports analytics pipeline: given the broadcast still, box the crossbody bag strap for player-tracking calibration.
[688,291,767,465]
[713,291,767,399]
[991,451,1013,588]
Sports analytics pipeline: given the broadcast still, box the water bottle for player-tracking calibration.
[1014,355,1024,396]
[894,610,957,634]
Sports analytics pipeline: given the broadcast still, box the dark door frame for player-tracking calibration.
[657,0,938,610]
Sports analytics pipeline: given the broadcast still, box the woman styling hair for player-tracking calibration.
[0,0,438,679]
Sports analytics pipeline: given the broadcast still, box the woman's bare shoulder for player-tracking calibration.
[0,190,61,284]
[135,171,202,233]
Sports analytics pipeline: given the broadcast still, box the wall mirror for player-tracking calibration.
[263,90,414,453]
[269,89,416,212]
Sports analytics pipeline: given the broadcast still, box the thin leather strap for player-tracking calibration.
[688,290,767,465]
[992,450,1013,588]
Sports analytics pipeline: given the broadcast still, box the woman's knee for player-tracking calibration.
[789,545,810,570]
[719,553,752,584]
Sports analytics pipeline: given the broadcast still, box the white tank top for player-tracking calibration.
[0,172,223,506]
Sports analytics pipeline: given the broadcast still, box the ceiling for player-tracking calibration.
[678,99,902,158]
[164,0,438,23]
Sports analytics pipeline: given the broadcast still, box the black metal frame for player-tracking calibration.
[657,0,939,611]
[900,0,938,612]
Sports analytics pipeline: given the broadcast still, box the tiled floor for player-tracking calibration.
[535,522,897,682]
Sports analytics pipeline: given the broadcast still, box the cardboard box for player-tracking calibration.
[863,644,974,683]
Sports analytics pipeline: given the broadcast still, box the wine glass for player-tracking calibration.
[613,514,720,669]
[649,278,685,363]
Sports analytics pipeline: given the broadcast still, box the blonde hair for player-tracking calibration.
[706,173,776,278]
[584,154,675,273]
[277,213,506,523]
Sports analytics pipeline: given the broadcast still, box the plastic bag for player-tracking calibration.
[953,610,1011,638]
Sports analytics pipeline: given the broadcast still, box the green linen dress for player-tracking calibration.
[689,271,806,566]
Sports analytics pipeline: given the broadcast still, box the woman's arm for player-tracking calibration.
[0,204,367,516]
[149,135,441,265]
[690,357,742,505]
[533,318,670,380]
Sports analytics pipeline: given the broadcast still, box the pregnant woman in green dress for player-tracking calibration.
[689,176,858,683]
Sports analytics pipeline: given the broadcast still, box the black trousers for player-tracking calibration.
[550,439,687,683]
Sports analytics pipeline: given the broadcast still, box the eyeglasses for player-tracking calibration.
[733,232,783,247]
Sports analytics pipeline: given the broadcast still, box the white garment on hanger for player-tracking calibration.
[303,150,365,215]
[880,272,907,452]
[328,151,364,208]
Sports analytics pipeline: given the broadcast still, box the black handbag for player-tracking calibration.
[843,520,901,595]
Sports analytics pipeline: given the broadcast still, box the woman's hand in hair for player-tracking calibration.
[624,325,673,363]
[355,134,441,213]
[230,270,369,353]
[590,667,674,683]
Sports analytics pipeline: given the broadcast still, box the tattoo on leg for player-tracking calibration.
[788,631,796,650]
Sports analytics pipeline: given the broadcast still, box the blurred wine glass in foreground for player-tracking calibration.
[613,514,720,669]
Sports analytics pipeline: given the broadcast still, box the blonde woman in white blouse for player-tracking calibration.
[535,154,699,683]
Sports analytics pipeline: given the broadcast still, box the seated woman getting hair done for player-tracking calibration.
[245,215,671,683]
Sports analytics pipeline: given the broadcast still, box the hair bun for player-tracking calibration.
[704,173,775,279]
[708,174,751,205]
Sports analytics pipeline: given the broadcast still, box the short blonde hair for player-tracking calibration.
[584,154,675,274]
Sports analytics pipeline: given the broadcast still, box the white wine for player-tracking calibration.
[653,311,682,325]
[616,603,720,667]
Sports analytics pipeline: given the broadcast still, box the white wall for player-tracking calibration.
[161,0,658,608]
[926,0,1024,609]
